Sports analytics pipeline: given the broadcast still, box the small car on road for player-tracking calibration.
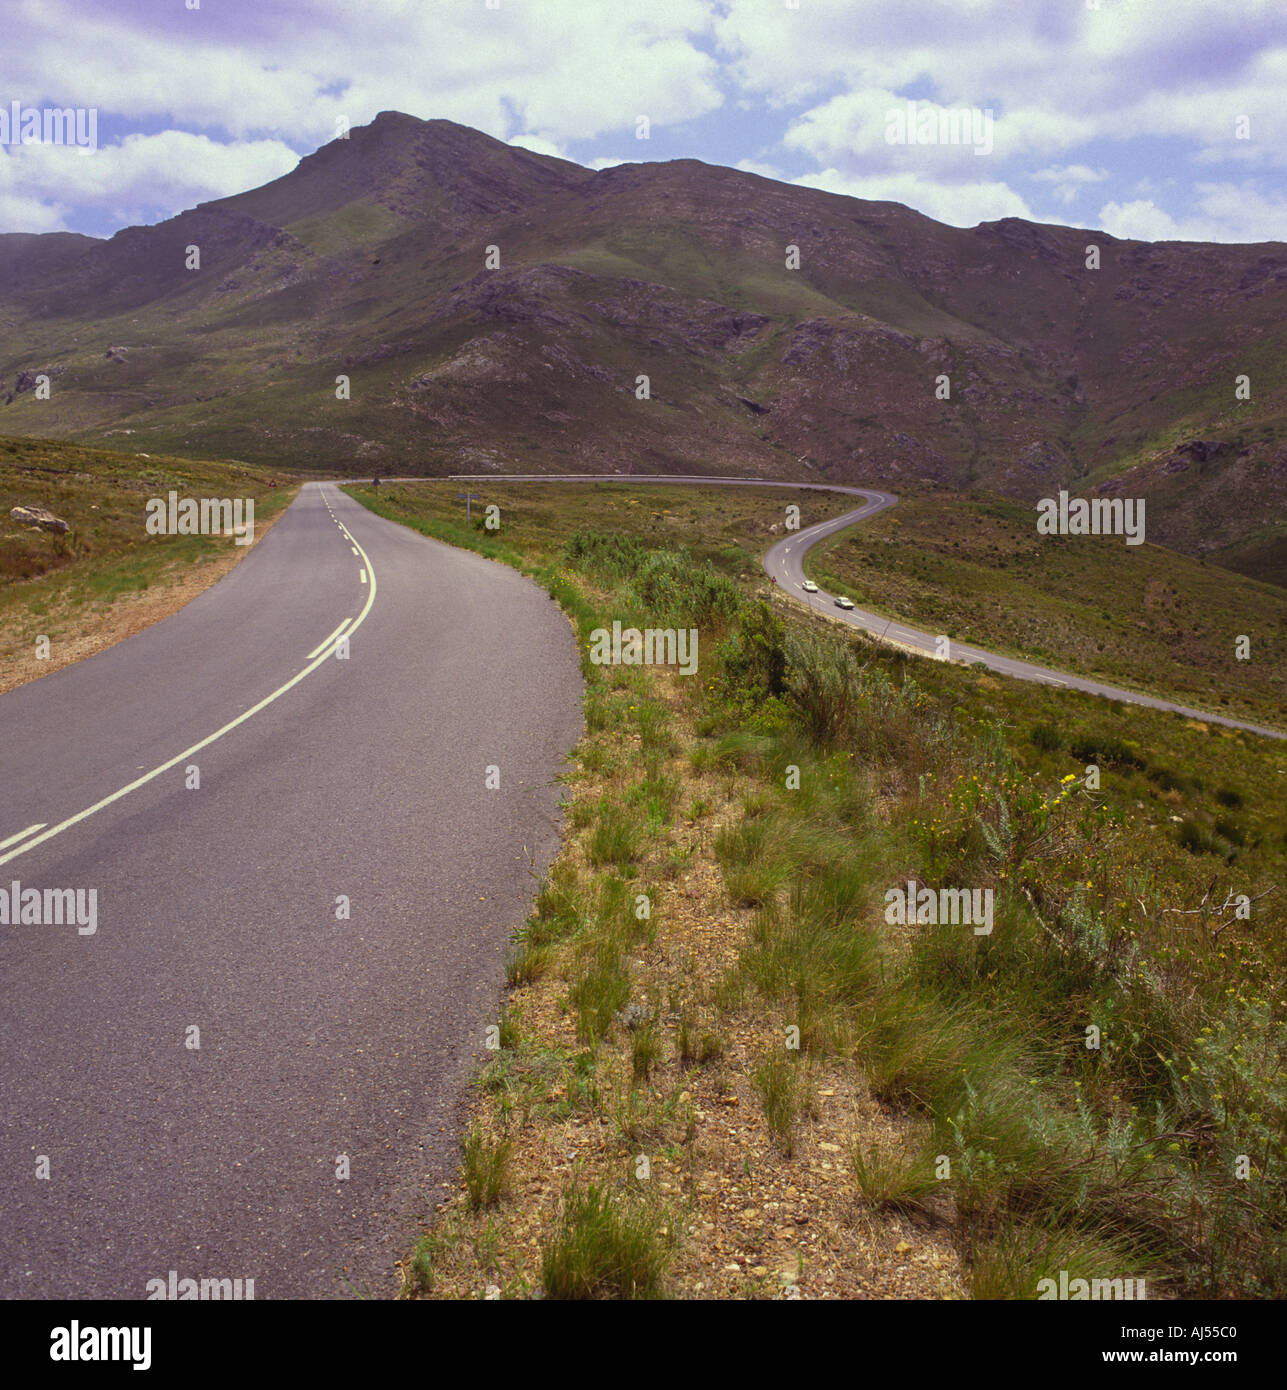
[802,580,818,592]
[835,596,855,609]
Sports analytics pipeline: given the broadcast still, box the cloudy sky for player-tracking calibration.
[3,0,1285,243]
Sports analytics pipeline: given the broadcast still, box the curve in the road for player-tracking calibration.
[0,492,376,869]
[0,481,584,1299]
[447,473,1285,742]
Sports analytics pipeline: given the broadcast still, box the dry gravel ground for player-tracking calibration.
[404,663,965,1301]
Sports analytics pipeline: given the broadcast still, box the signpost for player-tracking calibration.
[454,491,481,523]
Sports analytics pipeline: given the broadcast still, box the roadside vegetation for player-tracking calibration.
[347,480,1286,1301]
[807,489,1286,732]
[345,477,857,578]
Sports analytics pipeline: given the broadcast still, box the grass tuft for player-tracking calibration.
[540,1184,673,1299]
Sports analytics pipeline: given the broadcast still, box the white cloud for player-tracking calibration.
[9,0,724,149]
[779,87,1066,227]
[0,133,298,232]
[4,0,1287,245]
[735,157,784,181]
[715,0,1044,109]
[1,0,727,230]
[793,168,1041,228]
[1033,165,1109,185]
[1096,200,1187,243]
[720,0,1287,169]
[0,184,68,233]
[1033,163,1109,206]
[508,133,566,159]
[1098,183,1287,242]
[720,0,1287,240]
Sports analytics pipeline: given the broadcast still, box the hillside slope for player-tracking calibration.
[1,112,1284,577]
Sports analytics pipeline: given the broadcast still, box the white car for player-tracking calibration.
[802,580,818,593]
[835,595,855,610]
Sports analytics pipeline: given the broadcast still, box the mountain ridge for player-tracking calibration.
[2,112,1284,579]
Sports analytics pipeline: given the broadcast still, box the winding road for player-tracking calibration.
[0,482,582,1298]
[1,466,1278,1303]
[450,474,1284,742]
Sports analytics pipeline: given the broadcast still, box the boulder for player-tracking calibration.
[10,505,70,534]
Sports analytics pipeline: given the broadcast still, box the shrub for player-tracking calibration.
[1030,723,1062,752]
[784,627,863,744]
[717,600,788,703]
[1069,734,1144,769]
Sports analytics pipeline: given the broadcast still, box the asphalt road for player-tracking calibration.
[1,468,1277,1303]
[0,482,583,1299]
[451,473,1284,741]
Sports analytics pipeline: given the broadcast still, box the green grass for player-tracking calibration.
[0,434,294,672]
[807,489,1286,731]
[540,1183,674,1299]
[568,938,632,1045]
[752,1051,811,1156]
[461,1126,514,1211]
[342,479,855,578]
[630,1020,663,1084]
[850,1138,942,1216]
[408,1231,446,1293]
[353,475,1287,1299]
[587,801,645,867]
[678,1017,725,1069]
[504,938,554,987]
[968,1219,1153,1301]
[713,616,1285,1295]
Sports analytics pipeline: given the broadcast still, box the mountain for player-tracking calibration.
[2,111,1285,579]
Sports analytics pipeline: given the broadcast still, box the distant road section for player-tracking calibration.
[449,473,1285,741]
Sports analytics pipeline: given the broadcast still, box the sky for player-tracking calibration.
[2,0,1285,244]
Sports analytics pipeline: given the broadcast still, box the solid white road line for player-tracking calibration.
[0,823,47,850]
[307,616,352,660]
